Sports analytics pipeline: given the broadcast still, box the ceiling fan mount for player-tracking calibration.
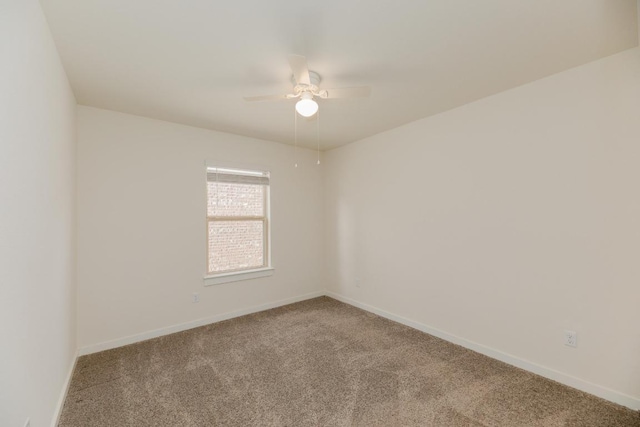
[291,70,321,89]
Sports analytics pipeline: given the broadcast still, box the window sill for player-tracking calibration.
[203,267,274,286]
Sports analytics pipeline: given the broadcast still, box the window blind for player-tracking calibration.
[207,167,270,186]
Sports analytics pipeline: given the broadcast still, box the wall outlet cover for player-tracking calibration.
[564,330,577,347]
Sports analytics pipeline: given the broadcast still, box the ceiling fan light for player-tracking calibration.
[295,98,318,117]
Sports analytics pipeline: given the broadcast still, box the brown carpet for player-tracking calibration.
[59,297,640,426]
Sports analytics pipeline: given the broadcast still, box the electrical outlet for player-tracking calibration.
[564,330,577,347]
[355,278,361,288]
[192,293,200,303]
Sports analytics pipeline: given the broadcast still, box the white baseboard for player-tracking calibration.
[78,291,325,356]
[325,291,640,411]
[52,350,78,427]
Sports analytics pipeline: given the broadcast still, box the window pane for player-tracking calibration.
[208,220,264,273]
[207,182,264,217]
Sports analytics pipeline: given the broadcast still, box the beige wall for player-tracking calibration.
[324,48,640,406]
[0,1,77,426]
[77,106,324,350]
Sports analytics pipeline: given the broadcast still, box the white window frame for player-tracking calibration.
[203,163,273,286]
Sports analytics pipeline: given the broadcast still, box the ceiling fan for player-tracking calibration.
[244,55,371,118]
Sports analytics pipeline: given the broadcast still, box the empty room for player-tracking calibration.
[2,0,640,426]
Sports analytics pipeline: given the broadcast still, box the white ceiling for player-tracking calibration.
[40,0,638,149]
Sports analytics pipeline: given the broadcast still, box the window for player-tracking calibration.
[206,166,271,281]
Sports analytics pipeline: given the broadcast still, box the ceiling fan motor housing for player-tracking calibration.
[292,70,321,95]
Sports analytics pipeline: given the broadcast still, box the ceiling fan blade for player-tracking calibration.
[321,86,371,99]
[288,54,311,85]
[243,94,289,102]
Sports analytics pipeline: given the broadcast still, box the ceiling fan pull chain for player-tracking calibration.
[294,108,298,168]
[317,109,320,165]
